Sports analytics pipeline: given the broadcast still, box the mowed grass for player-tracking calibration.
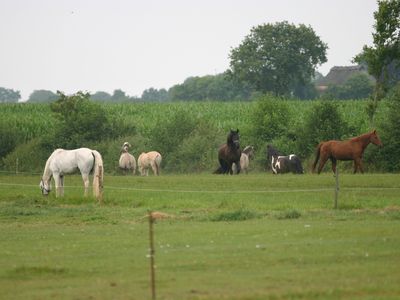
[0,173,399,300]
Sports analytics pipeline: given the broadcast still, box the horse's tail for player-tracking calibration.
[91,150,104,200]
[312,143,323,173]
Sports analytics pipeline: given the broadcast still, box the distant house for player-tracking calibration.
[315,65,375,92]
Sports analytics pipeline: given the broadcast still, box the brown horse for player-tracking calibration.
[312,130,383,174]
[214,129,241,174]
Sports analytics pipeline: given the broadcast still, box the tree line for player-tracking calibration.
[3,0,399,104]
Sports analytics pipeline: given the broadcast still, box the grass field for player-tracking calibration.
[0,173,399,299]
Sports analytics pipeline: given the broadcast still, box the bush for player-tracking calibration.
[296,101,351,158]
[373,84,400,172]
[48,91,116,149]
[251,95,291,142]
[0,123,20,160]
[2,139,48,173]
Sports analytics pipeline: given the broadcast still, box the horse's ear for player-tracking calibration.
[236,129,239,133]
[373,129,376,134]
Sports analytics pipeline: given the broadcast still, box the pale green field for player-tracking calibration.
[0,173,399,299]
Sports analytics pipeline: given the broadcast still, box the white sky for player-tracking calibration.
[0,0,378,101]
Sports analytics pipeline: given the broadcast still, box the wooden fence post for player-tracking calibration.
[148,211,156,300]
[334,167,339,209]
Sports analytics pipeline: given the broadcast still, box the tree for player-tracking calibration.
[91,91,112,102]
[111,89,129,102]
[27,90,58,103]
[141,88,169,102]
[228,21,327,96]
[374,83,400,171]
[49,91,113,149]
[354,0,400,99]
[322,73,374,100]
[0,87,21,103]
[168,73,253,101]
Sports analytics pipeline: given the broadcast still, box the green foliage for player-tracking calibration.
[2,139,47,173]
[374,84,400,171]
[149,109,221,172]
[90,91,112,102]
[0,124,19,159]
[0,100,393,173]
[228,21,327,96]
[323,73,374,100]
[168,73,253,101]
[141,87,169,102]
[276,209,301,220]
[0,87,20,103]
[250,95,292,143]
[49,91,115,149]
[296,101,351,157]
[354,0,400,96]
[211,209,260,221]
[27,90,58,103]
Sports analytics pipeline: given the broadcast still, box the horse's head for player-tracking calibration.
[121,142,131,152]
[243,146,255,159]
[370,130,383,147]
[266,144,280,159]
[39,178,51,196]
[228,129,240,150]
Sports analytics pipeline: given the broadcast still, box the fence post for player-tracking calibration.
[148,211,156,300]
[334,167,339,209]
[16,158,19,174]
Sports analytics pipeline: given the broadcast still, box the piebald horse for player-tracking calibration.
[40,148,103,199]
[312,130,383,174]
[137,151,162,176]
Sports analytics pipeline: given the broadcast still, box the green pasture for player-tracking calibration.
[0,173,399,299]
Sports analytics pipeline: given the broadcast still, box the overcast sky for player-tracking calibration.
[0,0,378,101]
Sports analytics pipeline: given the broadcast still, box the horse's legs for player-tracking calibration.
[81,173,90,196]
[151,162,159,175]
[60,175,65,197]
[353,157,364,174]
[53,173,61,197]
[235,161,241,175]
[330,158,337,174]
[317,154,329,174]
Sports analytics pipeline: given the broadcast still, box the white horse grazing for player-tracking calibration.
[40,148,103,199]
[138,151,162,176]
[119,142,136,175]
[233,145,255,174]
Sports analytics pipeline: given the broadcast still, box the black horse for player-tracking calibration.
[266,144,303,174]
[214,129,241,174]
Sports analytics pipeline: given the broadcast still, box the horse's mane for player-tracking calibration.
[242,146,253,155]
[267,144,282,158]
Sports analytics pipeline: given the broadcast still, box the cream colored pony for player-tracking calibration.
[233,145,255,174]
[138,151,162,176]
[119,142,136,175]
[40,148,103,199]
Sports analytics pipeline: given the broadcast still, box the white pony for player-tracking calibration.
[119,142,136,175]
[137,151,162,176]
[40,148,103,199]
[233,145,255,174]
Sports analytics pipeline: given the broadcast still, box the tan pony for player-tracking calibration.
[119,142,136,175]
[233,145,255,174]
[138,151,162,176]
